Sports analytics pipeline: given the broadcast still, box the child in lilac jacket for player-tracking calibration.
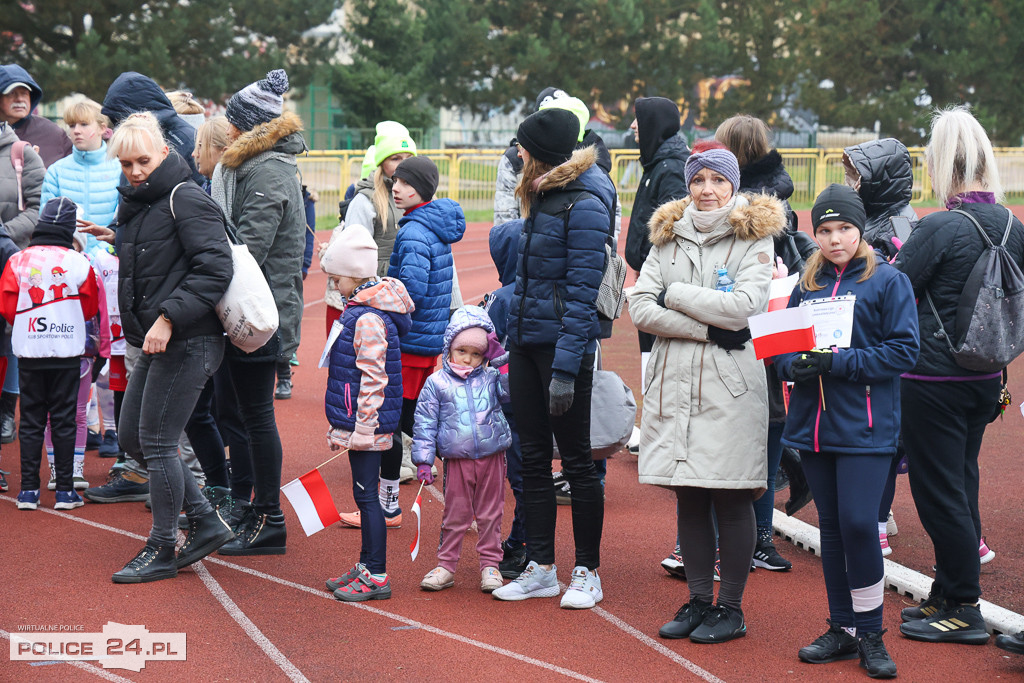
[412,305,511,593]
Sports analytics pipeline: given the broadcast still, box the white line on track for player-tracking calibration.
[303,297,325,309]
[0,628,137,682]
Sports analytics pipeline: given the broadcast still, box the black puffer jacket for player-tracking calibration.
[114,152,232,347]
[738,149,817,274]
[894,202,1024,377]
[844,139,917,259]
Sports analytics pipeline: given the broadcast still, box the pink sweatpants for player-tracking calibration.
[437,452,506,573]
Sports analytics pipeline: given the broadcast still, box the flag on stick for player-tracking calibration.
[767,274,799,312]
[748,306,816,360]
[281,469,341,536]
[410,481,425,561]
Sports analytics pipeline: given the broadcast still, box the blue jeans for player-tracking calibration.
[119,336,224,547]
[350,449,386,574]
[753,421,786,533]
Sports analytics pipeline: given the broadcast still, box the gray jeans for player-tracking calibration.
[119,336,225,546]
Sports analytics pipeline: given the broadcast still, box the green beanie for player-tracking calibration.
[373,120,417,167]
[360,146,376,180]
[540,96,590,142]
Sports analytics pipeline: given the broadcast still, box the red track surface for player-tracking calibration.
[2,215,1023,681]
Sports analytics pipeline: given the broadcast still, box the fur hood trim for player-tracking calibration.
[221,111,304,169]
[535,146,598,192]
[648,193,788,247]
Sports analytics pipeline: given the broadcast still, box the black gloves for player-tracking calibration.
[91,357,107,383]
[790,350,833,383]
[549,376,575,416]
[707,325,751,351]
[656,290,668,308]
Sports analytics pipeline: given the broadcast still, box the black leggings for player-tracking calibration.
[380,398,418,481]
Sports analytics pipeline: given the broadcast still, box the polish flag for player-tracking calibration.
[768,274,799,312]
[281,469,341,536]
[409,489,424,561]
[748,306,816,360]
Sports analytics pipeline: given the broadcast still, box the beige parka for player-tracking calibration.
[629,193,787,493]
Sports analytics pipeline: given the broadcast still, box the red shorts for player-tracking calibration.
[401,353,439,400]
[108,355,128,392]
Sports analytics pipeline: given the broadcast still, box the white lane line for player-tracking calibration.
[192,564,310,683]
[0,629,136,682]
[303,297,325,309]
[3,498,601,682]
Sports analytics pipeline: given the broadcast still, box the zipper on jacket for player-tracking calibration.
[865,385,873,429]
[553,285,565,318]
[831,263,847,297]
[814,395,822,452]
[517,216,535,347]
[345,384,353,417]
[466,380,481,457]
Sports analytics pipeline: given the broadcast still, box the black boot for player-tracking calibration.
[781,447,813,516]
[498,540,528,579]
[112,544,177,583]
[218,508,287,555]
[176,510,235,568]
[0,391,17,444]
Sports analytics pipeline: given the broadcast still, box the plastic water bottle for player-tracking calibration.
[716,267,734,292]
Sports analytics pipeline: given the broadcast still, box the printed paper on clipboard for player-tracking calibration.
[799,295,856,349]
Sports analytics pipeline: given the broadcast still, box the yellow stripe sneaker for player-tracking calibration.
[899,602,990,644]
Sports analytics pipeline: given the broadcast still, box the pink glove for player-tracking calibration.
[773,256,789,279]
[416,464,435,484]
[349,430,377,452]
[484,332,505,361]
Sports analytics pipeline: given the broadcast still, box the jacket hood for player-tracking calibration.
[219,111,306,169]
[739,150,794,201]
[440,305,495,374]
[0,65,42,111]
[843,138,913,215]
[534,145,617,216]
[648,193,788,247]
[636,97,681,167]
[580,130,612,174]
[348,277,414,337]
[102,72,178,125]
[398,198,466,245]
[489,219,522,286]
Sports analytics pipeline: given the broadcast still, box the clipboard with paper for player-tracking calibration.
[799,295,856,349]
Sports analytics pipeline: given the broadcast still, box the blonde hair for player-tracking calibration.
[926,105,1003,204]
[165,90,204,116]
[107,112,167,160]
[801,239,877,292]
[515,155,554,218]
[369,166,395,227]
[195,115,230,169]
[63,98,108,129]
[715,115,772,168]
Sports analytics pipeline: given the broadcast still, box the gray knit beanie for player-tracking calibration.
[225,69,289,132]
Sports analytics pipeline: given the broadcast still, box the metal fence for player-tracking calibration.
[299,147,1024,225]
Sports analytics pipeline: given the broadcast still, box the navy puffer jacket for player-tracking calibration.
[508,147,615,378]
[844,139,917,259]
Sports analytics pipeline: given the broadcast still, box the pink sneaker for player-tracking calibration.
[880,532,892,557]
[979,537,995,564]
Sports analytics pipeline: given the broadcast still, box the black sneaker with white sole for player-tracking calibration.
[661,544,686,579]
[752,537,792,571]
[899,602,990,644]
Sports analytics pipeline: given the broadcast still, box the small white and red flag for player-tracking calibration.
[767,274,799,312]
[410,481,425,561]
[748,306,816,360]
[281,469,341,536]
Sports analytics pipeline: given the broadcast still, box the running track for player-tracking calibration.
[2,211,1023,681]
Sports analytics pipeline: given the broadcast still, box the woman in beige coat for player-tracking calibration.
[629,141,786,643]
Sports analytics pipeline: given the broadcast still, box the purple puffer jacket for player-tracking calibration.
[411,305,511,466]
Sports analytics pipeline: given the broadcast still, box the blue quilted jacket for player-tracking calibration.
[411,306,511,465]
[41,143,122,251]
[387,198,466,355]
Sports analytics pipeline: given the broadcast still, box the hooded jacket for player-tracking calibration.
[0,65,72,167]
[0,121,44,248]
[41,142,121,228]
[114,152,232,347]
[326,278,413,444]
[411,306,512,466]
[625,98,690,271]
[387,198,466,356]
[485,218,523,342]
[508,146,616,378]
[102,72,204,186]
[843,138,917,259]
[344,174,401,277]
[216,111,308,360]
[629,193,786,490]
[777,254,919,455]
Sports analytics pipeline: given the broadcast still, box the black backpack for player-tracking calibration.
[926,207,1024,372]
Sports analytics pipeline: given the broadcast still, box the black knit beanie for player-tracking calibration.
[31,197,77,248]
[393,155,439,202]
[516,109,579,167]
[811,184,866,235]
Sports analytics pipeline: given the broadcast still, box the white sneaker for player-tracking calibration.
[46,463,57,491]
[627,426,641,454]
[492,561,559,601]
[560,566,603,609]
[886,510,898,537]
[73,461,89,490]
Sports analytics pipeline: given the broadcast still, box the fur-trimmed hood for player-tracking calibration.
[535,145,599,193]
[648,193,787,247]
[221,111,306,169]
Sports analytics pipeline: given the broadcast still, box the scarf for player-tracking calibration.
[211,149,297,231]
[945,191,996,210]
[448,362,476,379]
[687,195,738,233]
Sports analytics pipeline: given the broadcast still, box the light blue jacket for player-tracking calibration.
[41,142,121,228]
[411,306,511,465]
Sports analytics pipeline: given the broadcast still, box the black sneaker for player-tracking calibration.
[858,630,897,678]
[900,593,945,622]
[274,378,292,400]
[798,620,859,663]
[498,541,528,579]
[553,471,571,505]
[112,544,177,583]
[0,468,8,492]
[689,604,746,643]
[83,469,150,503]
[98,430,120,457]
[87,429,102,450]
[995,631,1024,655]
[658,599,712,639]
[899,602,990,644]
[661,544,686,579]
[752,536,792,571]
[219,508,287,555]
[219,497,248,530]
[176,511,235,568]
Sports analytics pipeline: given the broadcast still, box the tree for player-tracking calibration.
[1,1,335,103]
